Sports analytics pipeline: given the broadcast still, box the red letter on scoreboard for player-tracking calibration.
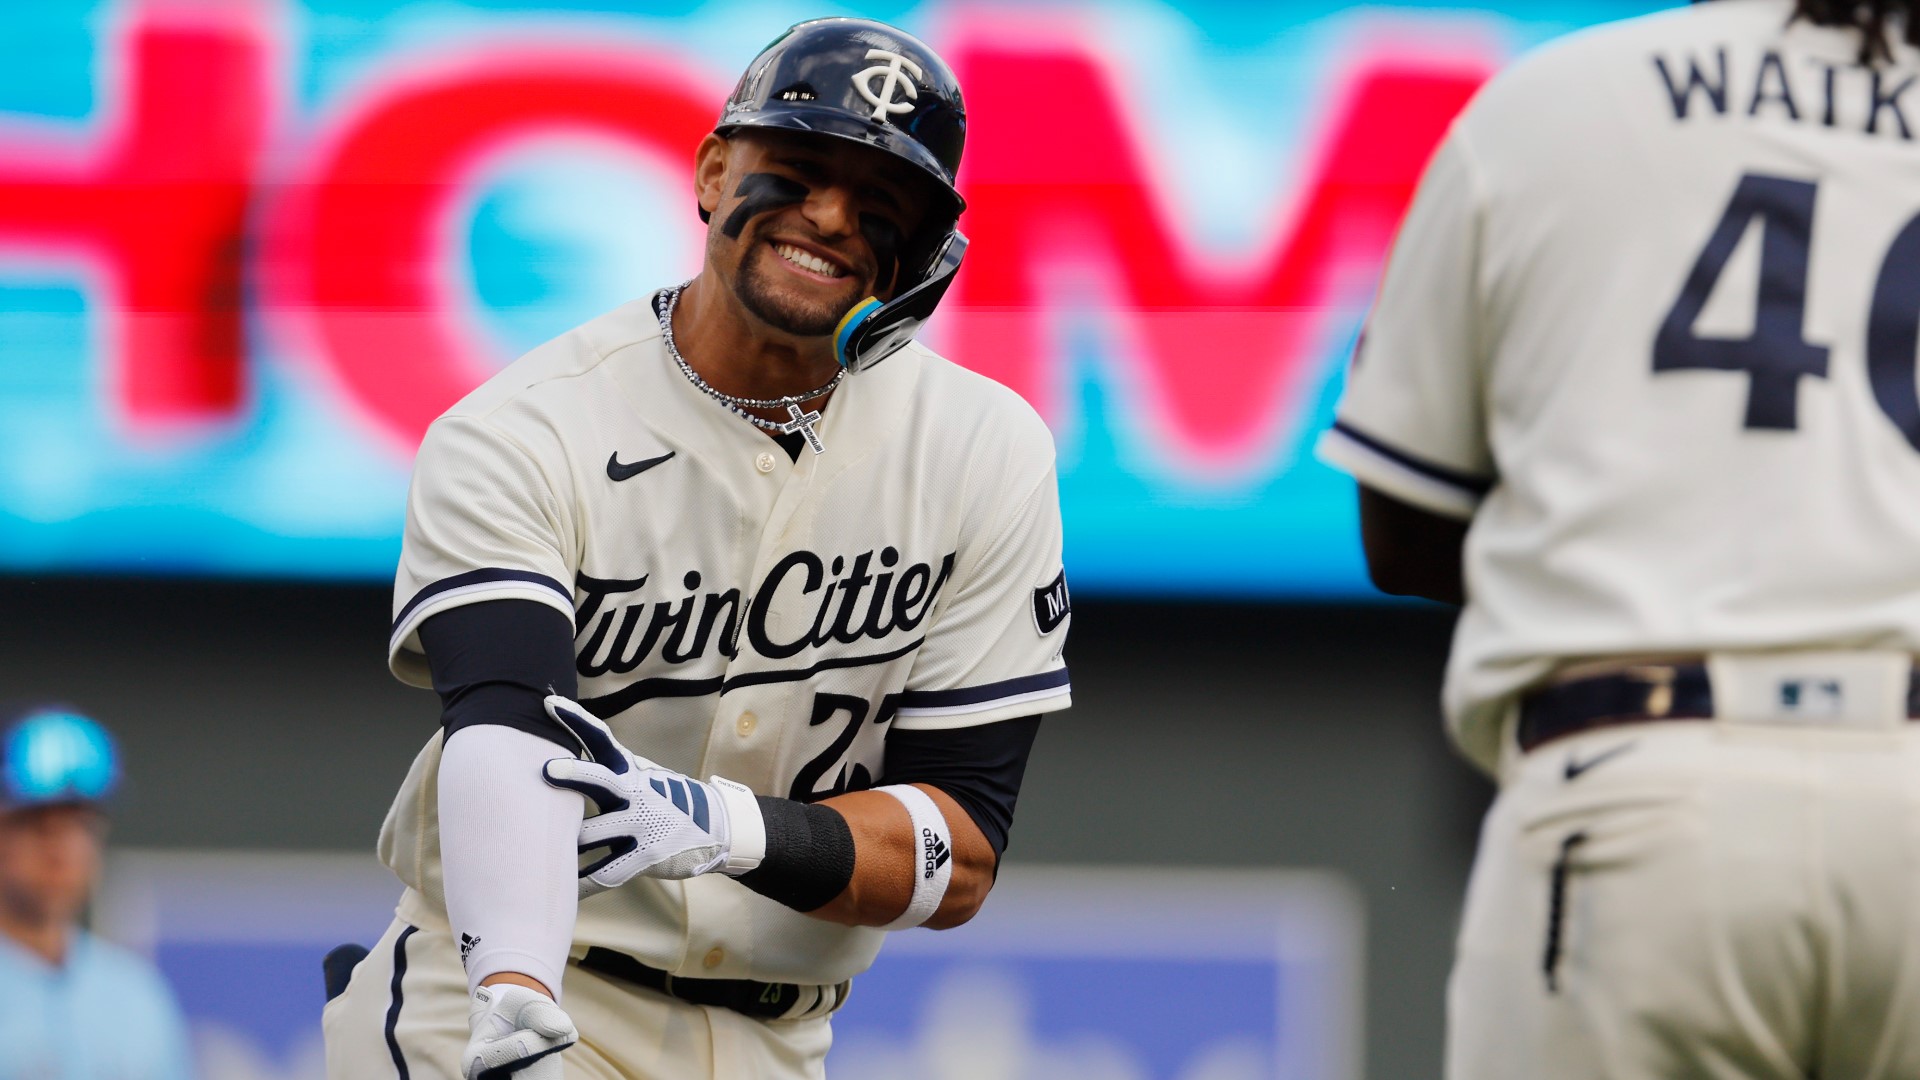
[950,44,1487,462]
[0,9,265,426]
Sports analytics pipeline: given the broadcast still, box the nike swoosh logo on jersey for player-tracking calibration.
[1563,741,1637,781]
[607,451,675,481]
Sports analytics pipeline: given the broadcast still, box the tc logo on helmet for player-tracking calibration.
[854,49,921,122]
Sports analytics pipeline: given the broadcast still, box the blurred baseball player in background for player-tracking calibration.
[322,16,1071,1080]
[1321,0,1920,1076]
[0,705,195,1080]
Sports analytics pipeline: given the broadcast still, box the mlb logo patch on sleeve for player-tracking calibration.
[1032,570,1071,635]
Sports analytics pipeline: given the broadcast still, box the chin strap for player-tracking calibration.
[833,232,968,373]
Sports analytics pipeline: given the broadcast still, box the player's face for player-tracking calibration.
[700,130,932,338]
[0,804,103,928]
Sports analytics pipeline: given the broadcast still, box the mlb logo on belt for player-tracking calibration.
[1777,677,1844,716]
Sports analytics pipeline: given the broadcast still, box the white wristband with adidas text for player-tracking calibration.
[874,784,952,930]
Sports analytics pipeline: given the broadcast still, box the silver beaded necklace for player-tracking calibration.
[657,281,841,455]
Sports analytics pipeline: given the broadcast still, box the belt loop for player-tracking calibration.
[817,979,850,1018]
[1625,665,1677,719]
[1498,698,1526,781]
[774,982,830,1022]
[785,984,821,1021]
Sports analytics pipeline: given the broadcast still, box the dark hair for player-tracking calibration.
[1790,0,1916,62]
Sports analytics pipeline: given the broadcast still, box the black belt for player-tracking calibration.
[1517,662,1920,753]
[577,947,842,1021]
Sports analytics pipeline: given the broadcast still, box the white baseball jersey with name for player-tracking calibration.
[1322,0,1920,774]
[378,293,1071,988]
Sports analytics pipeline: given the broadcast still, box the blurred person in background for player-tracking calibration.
[0,705,194,1080]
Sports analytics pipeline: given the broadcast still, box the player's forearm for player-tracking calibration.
[539,698,1021,931]
[439,725,584,999]
[815,786,995,929]
[734,785,995,929]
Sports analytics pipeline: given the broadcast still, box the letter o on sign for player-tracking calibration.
[265,49,716,450]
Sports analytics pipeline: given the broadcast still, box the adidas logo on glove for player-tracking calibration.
[647,775,712,830]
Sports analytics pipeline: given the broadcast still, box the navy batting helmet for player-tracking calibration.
[710,18,969,373]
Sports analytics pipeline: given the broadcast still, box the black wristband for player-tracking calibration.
[733,796,856,913]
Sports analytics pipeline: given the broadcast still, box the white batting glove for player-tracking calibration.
[463,983,576,1080]
[540,696,765,898]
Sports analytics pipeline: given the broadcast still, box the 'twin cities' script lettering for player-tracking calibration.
[1654,47,1917,138]
[572,548,957,677]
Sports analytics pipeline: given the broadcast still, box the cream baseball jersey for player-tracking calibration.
[379,293,1071,985]
[1321,0,1920,773]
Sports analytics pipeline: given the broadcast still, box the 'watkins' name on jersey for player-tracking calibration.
[1654,46,1916,138]
[573,546,958,677]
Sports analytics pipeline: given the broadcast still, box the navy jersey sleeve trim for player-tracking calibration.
[897,668,1071,715]
[1328,420,1493,494]
[393,568,573,635]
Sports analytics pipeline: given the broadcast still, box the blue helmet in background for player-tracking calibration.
[0,707,120,810]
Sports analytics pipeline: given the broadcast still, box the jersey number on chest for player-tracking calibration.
[1654,170,1920,451]
[788,692,901,803]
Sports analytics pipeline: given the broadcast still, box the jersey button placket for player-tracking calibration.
[703,946,726,970]
[736,712,757,738]
[755,451,777,474]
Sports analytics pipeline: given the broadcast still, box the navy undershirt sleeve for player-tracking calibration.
[881,715,1042,858]
[418,599,579,749]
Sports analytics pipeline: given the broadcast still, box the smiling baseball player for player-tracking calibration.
[1321,0,1920,1076]
[321,18,1071,1079]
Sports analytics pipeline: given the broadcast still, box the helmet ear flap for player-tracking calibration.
[835,231,967,372]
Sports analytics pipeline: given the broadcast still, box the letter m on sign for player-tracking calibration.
[947,40,1489,463]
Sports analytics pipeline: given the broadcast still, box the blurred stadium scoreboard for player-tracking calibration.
[0,0,1665,595]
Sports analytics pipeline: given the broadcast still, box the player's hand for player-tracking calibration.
[540,695,745,897]
[463,983,576,1080]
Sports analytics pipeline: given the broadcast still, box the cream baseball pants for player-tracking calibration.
[1449,683,1920,1078]
[323,913,834,1079]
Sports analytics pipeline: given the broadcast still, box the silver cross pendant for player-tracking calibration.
[779,403,826,455]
